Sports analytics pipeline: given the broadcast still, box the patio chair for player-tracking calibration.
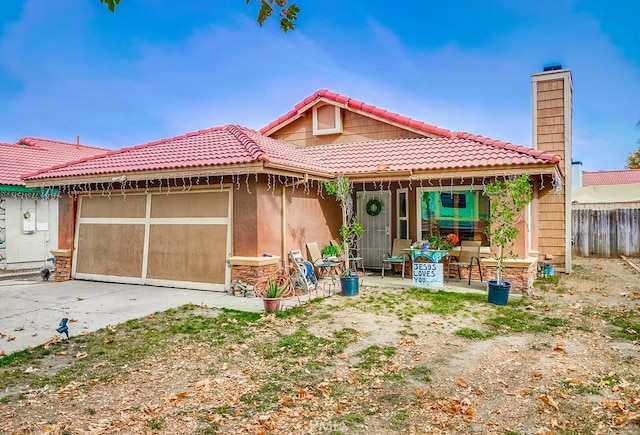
[306,242,341,284]
[382,238,412,279]
[446,240,483,285]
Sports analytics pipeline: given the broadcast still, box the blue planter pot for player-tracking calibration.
[487,280,511,305]
[340,275,359,296]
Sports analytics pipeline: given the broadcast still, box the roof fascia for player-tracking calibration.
[24,162,336,188]
[345,164,561,183]
[261,97,323,136]
[346,107,444,138]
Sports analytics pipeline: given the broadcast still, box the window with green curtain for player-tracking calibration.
[420,190,489,244]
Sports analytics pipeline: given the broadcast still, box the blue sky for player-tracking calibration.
[1,0,638,172]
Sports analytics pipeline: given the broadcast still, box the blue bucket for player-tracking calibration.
[340,275,359,296]
[544,265,555,276]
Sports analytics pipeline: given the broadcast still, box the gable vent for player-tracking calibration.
[312,103,342,135]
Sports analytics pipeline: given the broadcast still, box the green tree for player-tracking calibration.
[626,121,640,169]
[98,0,299,32]
[324,176,364,272]
[483,174,533,285]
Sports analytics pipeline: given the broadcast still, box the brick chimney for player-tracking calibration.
[531,66,573,272]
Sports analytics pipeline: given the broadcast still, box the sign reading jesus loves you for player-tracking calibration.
[412,262,444,287]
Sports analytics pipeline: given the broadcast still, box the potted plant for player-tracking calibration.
[483,174,533,305]
[324,175,364,296]
[261,279,287,313]
[321,243,340,260]
[426,233,459,251]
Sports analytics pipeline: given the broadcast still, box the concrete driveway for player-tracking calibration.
[0,277,279,356]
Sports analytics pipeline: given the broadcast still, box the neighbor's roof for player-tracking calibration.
[261,89,561,167]
[0,138,109,186]
[582,169,640,186]
[24,125,330,181]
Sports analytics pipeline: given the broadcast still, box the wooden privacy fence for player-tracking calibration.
[572,208,640,257]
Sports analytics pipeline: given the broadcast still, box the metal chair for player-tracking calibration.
[382,238,412,279]
[306,242,340,285]
[446,240,483,285]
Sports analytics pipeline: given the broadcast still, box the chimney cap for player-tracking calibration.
[543,64,562,72]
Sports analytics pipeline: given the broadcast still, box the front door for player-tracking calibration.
[357,191,391,269]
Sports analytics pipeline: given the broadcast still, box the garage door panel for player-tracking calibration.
[80,195,147,218]
[151,191,229,218]
[147,224,227,283]
[76,223,145,277]
[74,189,230,290]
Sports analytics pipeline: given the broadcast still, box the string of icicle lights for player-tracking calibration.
[35,169,563,202]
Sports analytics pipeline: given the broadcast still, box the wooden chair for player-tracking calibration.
[382,238,412,279]
[446,240,483,285]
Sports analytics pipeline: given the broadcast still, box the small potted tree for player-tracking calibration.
[483,174,533,305]
[324,175,364,296]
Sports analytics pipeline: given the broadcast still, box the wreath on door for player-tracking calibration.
[366,199,382,216]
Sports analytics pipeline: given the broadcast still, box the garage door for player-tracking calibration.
[73,189,231,291]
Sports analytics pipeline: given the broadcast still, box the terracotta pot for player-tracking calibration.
[262,297,282,313]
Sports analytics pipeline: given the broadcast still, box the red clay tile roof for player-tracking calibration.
[305,137,556,174]
[0,138,108,186]
[24,91,563,184]
[260,89,561,165]
[24,125,329,181]
[582,169,640,186]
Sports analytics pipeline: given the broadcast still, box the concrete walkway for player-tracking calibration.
[0,272,488,356]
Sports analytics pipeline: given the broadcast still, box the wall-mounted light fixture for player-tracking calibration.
[111,175,126,183]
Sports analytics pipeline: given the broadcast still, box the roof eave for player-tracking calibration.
[23,161,337,189]
[345,163,561,183]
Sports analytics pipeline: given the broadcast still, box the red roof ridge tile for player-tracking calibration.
[225,125,269,162]
[454,131,561,163]
[260,89,455,139]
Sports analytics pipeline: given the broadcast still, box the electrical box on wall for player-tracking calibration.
[22,209,36,234]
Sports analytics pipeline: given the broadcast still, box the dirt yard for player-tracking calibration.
[1,257,639,434]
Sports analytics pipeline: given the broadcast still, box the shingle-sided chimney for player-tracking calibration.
[531,66,573,272]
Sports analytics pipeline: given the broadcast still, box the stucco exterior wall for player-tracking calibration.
[1,196,58,270]
[284,186,341,262]
[232,176,341,263]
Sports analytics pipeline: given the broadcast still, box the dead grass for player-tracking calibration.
[1,257,640,434]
